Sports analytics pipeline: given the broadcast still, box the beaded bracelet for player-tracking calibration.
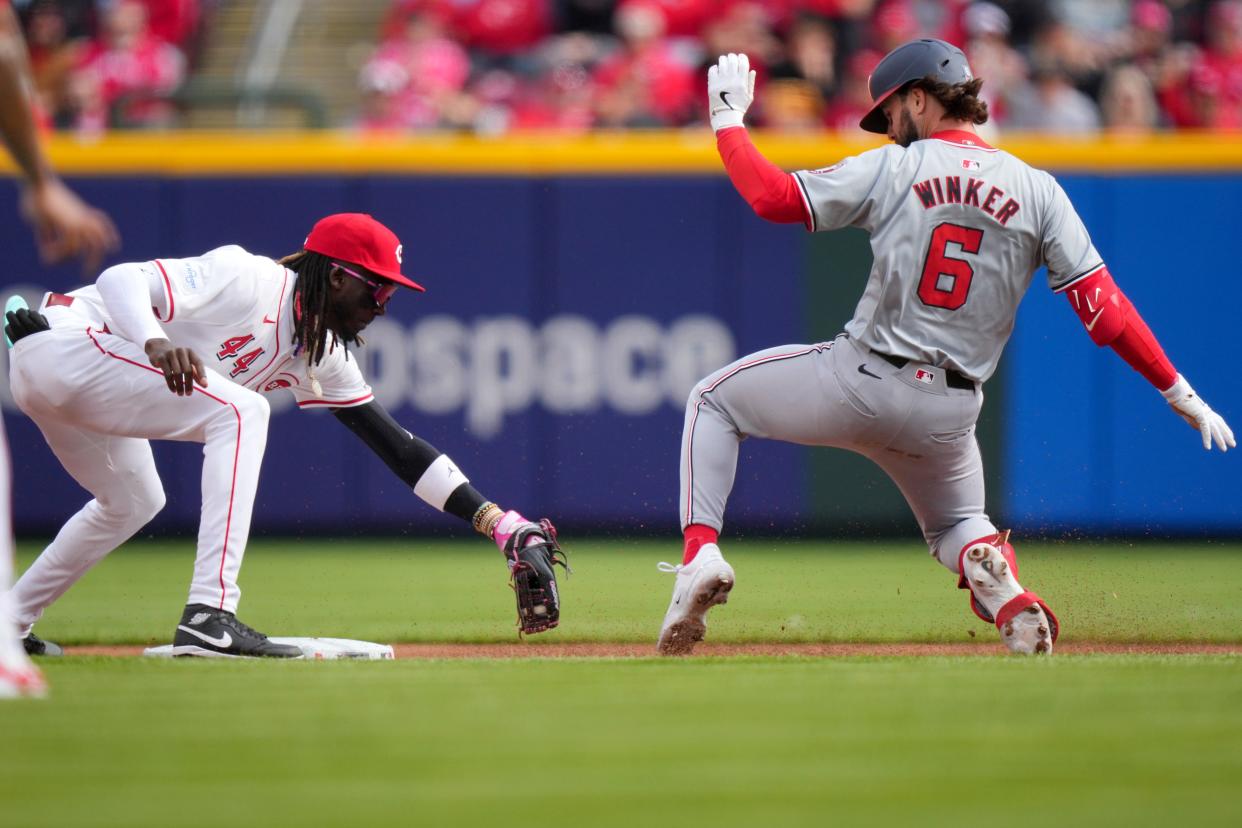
[472,502,504,539]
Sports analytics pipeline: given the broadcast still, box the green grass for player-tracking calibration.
[3,539,1241,827]
[3,656,1240,828]
[12,538,1242,645]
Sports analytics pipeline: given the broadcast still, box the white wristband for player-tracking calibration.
[1160,374,1188,402]
[711,110,746,133]
[412,454,469,512]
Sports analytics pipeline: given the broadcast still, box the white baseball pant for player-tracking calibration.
[6,305,269,630]
[680,334,996,572]
[0,421,26,662]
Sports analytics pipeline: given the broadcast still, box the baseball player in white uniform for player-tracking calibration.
[657,42,1234,656]
[4,212,565,658]
[1,1,119,698]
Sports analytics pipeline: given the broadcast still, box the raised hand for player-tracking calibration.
[708,52,756,133]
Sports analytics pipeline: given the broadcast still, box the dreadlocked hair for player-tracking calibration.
[278,249,362,368]
[911,76,989,126]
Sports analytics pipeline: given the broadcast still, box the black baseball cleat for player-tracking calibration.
[22,632,64,657]
[171,604,303,658]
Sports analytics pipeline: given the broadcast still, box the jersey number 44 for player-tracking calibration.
[217,334,266,378]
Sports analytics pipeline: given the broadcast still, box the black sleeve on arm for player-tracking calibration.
[333,401,437,485]
[332,401,488,523]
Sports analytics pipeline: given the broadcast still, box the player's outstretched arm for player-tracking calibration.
[708,53,807,225]
[330,400,547,538]
[332,402,568,633]
[332,401,479,516]
[1063,267,1234,451]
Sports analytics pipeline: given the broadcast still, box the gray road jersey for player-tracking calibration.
[792,133,1103,381]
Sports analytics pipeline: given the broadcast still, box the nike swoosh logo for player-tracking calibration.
[858,364,882,380]
[1085,308,1105,332]
[177,626,233,649]
[263,315,276,325]
[720,90,733,110]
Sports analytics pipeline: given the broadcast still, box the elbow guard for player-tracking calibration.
[1062,266,1177,390]
[1063,267,1125,345]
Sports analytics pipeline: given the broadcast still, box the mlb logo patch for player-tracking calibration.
[914,369,936,384]
[961,159,980,171]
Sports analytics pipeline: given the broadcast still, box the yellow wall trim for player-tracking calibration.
[4,130,1242,176]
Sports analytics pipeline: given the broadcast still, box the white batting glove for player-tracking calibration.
[1161,374,1235,451]
[708,52,756,133]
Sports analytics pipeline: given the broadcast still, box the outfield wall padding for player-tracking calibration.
[2,134,1237,537]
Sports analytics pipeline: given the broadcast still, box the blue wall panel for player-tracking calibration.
[2,170,1238,537]
[1,174,803,536]
[1003,173,1242,533]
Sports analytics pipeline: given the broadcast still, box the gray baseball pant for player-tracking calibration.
[679,334,997,572]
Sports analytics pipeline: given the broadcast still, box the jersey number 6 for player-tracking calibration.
[918,222,984,311]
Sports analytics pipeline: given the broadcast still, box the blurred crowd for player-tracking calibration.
[15,0,201,133]
[14,0,1242,135]
[356,0,1242,134]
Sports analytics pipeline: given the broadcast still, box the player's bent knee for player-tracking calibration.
[236,390,270,423]
[212,389,270,433]
[130,483,166,525]
[96,475,165,526]
[685,375,717,412]
[202,391,270,455]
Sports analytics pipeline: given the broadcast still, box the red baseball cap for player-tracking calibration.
[303,213,425,292]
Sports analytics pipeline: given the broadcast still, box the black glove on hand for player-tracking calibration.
[503,519,570,635]
[5,308,50,346]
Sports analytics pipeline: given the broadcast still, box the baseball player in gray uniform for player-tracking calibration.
[4,213,565,658]
[657,42,1234,656]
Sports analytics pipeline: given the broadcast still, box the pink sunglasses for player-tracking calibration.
[335,263,398,307]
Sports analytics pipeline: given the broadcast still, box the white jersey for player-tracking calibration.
[53,245,373,408]
[793,130,1103,381]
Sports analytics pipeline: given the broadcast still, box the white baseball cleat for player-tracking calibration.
[958,533,1058,655]
[0,655,48,700]
[656,543,734,656]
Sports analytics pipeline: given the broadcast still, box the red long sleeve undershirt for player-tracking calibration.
[716,127,808,225]
[1110,307,1178,390]
[1066,269,1178,390]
